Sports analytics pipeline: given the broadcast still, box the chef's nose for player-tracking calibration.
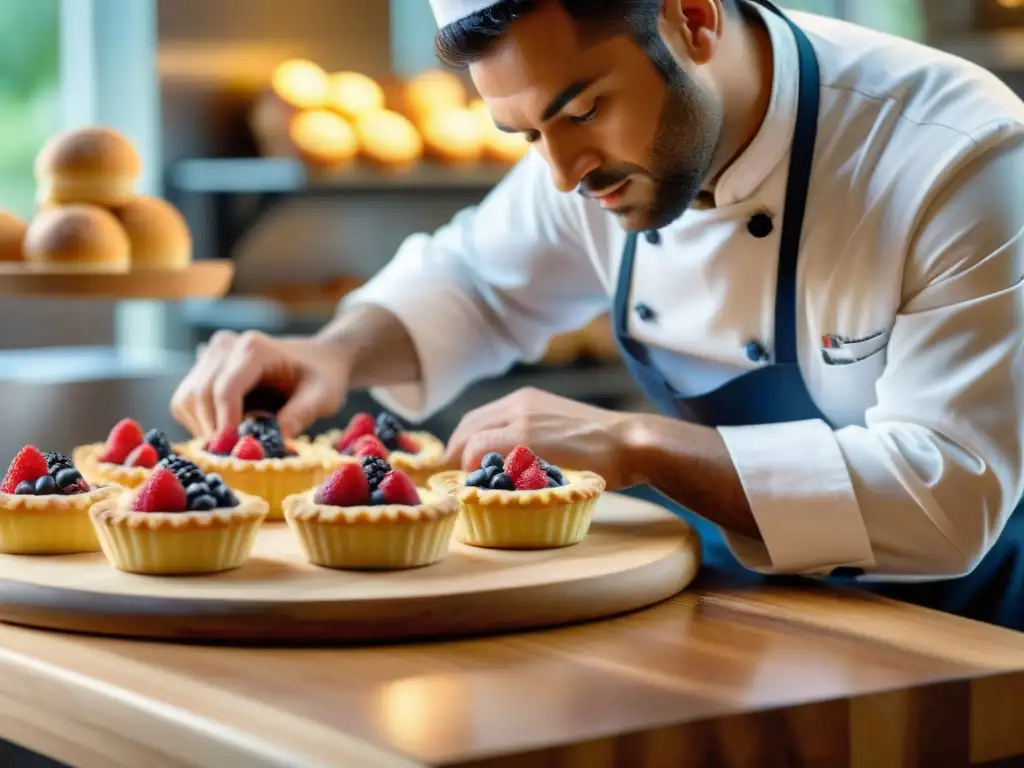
[540,139,600,194]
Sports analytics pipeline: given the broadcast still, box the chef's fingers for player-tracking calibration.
[444,410,513,469]
[459,426,520,472]
[171,334,233,436]
[210,333,278,434]
[277,373,346,438]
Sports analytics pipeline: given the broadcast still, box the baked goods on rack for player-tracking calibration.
[0,210,27,263]
[111,196,192,270]
[284,458,457,570]
[73,418,176,489]
[35,126,141,208]
[315,410,445,486]
[0,445,117,554]
[89,463,268,575]
[178,411,339,519]
[429,445,605,550]
[353,109,424,168]
[288,109,360,169]
[22,204,131,273]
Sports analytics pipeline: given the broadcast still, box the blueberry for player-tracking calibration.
[489,472,515,491]
[484,465,500,480]
[34,475,58,495]
[189,494,218,511]
[481,452,504,471]
[14,480,35,495]
[537,459,551,472]
[375,412,403,450]
[205,473,223,488]
[214,488,238,508]
[547,475,563,488]
[144,429,172,460]
[186,482,211,499]
[546,466,565,484]
[371,489,387,505]
[466,469,489,488]
[55,467,82,489]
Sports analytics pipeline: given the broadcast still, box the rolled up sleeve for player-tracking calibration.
[343,152,610,422]
[719,129,1024,579]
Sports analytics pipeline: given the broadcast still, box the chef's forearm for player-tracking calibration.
[314,304,423,389]
[623,414,762,541]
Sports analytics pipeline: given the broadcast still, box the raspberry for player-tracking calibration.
[1,446,50,494]
[352,434,389,460]
[335,413,375,452]
[377,470,419,505]
[315,463,370,507]
[396,434,421,454]
[232,435,265,461]
[514,465,548,491]
[132,468,187,512]
[99,418,145,464]
[503,445,538,480]
[124,443,159,469]
[205,426,239,455]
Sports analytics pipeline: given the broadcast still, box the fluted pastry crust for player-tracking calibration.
[428,469,605,505]
[314,429,446,484]
[0,484,118,554]
[73,442,152,489]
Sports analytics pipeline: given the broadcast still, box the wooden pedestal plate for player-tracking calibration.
[0,493,701,645]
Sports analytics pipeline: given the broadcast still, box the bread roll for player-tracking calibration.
[354,110,423,167]
[35,126,141,207]
[288,109,359,168]
[23,205,131,273]
[404,69,467,125]
[327,71,385,120]
[112,196,192,270]
[420,108,484,164]
[270,59,330,110]
[0,210,28,263]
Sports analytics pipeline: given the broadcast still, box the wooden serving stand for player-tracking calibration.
[0,493,700,645]
[0,261,234,300]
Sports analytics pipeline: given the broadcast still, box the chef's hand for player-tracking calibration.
[442,388,638,489]
[170,330,350,438]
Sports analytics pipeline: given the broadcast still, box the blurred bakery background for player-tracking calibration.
[0,0,1022,461]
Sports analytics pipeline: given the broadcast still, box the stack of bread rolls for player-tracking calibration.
[250,59,529,171]
[4,126,193,274]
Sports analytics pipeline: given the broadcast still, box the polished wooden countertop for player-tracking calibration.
[1,577,1024,768]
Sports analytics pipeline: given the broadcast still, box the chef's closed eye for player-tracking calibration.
[567,99,601,125]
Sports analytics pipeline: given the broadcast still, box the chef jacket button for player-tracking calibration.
[747,212,774,238]
[644,230,661,245]
[745,340,769,363]
[635,303,656,322]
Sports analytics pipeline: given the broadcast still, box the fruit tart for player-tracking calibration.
[283,456,457,570]
[178,411,337,519]
[73,418,176,489]
[315,410,445,485]
[429,445,605,550]
[89,457,269,575]
[0,445,117,554]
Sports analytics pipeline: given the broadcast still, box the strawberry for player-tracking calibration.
[99,418,145,464]
[334,412,375,452]
[1,446,50,494]
[314,463,370,506]
[205,426,239,455]
[503,445,538,480]
[352,434,389,460]
[396,434,421,454]
[514,465,549,491]
[132,468,187,512]
[231,435,265,461]
[377,470,419,505]
[124,443,159,469]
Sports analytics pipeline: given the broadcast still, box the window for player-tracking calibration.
[0,0,60,217]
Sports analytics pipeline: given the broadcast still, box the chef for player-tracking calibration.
[172,0,1024,628]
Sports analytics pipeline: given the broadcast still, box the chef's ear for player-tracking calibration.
[658,0,723,66]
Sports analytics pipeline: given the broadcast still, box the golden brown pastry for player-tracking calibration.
[23,204,130,273]
[112,196,192,270]
[35,126,141,207]
[327,71,385,120]
[420,107,485,164]
[354,110,424,168]
[288,109,360,169]
[0,210,27,263]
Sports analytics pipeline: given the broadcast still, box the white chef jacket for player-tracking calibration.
[345,4,1024,580]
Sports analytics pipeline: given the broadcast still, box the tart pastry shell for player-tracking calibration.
[283,488,457,570]
[0,484,118,554]
[428,469,605,550]
[89,490,269,575]
[177,438,342,520]
[73,443,152,489]
[314,429,447,486]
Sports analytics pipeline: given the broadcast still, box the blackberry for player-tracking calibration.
[258,431,287,460]
[375,412,403,450]
[159,455,206,489]
[361,456,391,489]
[144,428,172,460]
[239,412,281,440]
[43,452,73,475]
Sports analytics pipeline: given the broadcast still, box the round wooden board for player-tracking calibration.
[0,261,233,299]
[0,493,700,645]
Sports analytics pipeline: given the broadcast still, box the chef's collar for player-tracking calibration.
[709,2,800,209]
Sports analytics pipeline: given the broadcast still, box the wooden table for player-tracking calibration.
[1,577,1024,768]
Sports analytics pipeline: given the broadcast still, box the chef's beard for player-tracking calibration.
[579,52,722,232]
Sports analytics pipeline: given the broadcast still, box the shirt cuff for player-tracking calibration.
[716,419,876,574]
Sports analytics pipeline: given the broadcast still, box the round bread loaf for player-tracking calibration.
[112,196,192,270]
[23,205,131,273]
[35,126,141,207]
[0,210,28,263]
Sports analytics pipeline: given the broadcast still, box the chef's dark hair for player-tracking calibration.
[435,0,738,71]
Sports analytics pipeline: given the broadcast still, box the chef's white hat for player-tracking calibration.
[428,0,502,28]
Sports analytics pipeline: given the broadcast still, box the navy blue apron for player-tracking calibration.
[614,0,1024,630]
